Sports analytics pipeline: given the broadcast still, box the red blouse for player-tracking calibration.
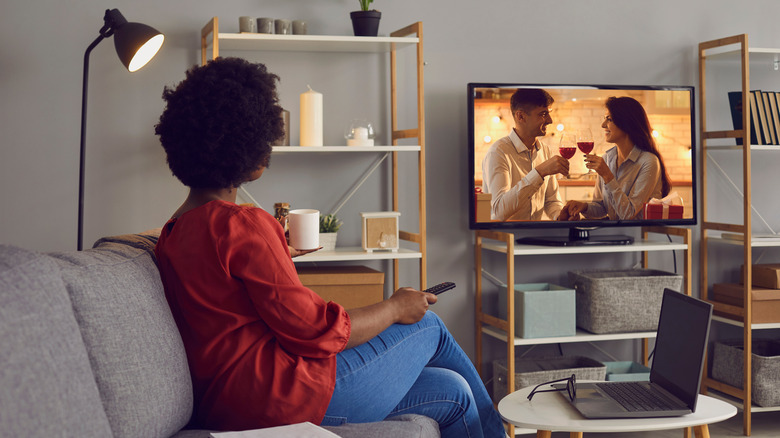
[155,201,351,431]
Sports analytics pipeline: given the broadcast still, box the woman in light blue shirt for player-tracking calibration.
[558,96,671,221]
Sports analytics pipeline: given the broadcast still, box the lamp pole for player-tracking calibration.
[78,33,108,251]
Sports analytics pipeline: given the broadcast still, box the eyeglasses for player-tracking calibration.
[526,374,576,401]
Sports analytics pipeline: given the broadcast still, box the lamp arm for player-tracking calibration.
[77,34,106,251]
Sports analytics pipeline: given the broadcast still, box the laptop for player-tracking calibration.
[558,288,713,418]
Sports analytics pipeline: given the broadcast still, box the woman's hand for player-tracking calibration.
[289,246,321,258]
[388,287,437,325]
[558,200,587,221]
[279,216,322,258]
[584,154,614,183]
[345,287,436,348]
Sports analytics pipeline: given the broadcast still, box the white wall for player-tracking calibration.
[3,0,780,372]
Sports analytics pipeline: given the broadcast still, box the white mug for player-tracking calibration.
[288,209,320,250]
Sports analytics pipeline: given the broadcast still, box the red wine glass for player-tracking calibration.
[558,132,576,179]
[577,128,594,174]
[559,132,577,159]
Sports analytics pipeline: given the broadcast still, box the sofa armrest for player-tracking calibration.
[91,228,162,262]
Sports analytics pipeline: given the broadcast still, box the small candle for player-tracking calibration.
[300,85,323,146]
[354,127,369,140]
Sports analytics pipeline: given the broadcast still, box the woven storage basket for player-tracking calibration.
[492,356,605,400]
[568,269,683,334]
[712,339,780,407]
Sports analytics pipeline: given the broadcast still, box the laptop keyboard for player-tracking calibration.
[596,382,686,412]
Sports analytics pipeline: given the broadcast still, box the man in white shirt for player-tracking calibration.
[481,88,569,221]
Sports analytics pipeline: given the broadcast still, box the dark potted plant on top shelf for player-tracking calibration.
[350,0,381,37]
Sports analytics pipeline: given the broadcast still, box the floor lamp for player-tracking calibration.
[78,9,164,250]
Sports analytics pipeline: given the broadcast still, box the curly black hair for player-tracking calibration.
[155,57,284,189]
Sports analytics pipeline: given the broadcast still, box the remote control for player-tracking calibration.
[424,282,456,295]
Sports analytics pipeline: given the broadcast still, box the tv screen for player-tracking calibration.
[468,83,696,244]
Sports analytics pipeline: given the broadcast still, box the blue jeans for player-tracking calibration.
[321,312,505,438]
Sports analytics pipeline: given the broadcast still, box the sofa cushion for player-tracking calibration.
[170,414,440,438]
[49,235,193,438]
[0,244,114,437]
[323,415,441,438]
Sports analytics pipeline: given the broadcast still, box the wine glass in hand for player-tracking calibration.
[577,128,595,174]
[559,132,577,159]
[557,132,577,180]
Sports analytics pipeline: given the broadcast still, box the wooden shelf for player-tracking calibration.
[706,232,780,247]
[204,32,418,53]
[705,389,780,413]
[704,46,780,61]
[481,239,688,256]
[705,144,780,151]
[481,325,657,347]
[201,17,428,292]
[712,315,780,330]
[272,145,421,153]
[475,227,690,436]
[698,34,780,436]
[292,247,422,263]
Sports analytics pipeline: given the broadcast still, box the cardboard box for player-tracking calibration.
[498,283,575,338]
[643,203,683,219]
[297,265,384,309]
[711,283,780,323]
[741,264,780,289]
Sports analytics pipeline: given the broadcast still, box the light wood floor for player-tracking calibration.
[521,411,780,437]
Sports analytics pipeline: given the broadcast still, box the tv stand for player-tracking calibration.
[515,227,634,246]
[475,226,691,436]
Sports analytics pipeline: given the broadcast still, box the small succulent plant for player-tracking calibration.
[319,214,343,233]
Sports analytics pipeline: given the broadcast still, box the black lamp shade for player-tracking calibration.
[113,22,164,72]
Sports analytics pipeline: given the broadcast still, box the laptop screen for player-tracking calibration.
[650,289,713,409]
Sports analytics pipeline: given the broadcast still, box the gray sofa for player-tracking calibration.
[0,232,439,438]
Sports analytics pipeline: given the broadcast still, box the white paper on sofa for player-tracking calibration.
[210,422,340,438]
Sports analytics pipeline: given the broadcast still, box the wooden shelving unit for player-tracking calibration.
[699,34,780,436]
[200,17,427,290]
[474,226,691,436]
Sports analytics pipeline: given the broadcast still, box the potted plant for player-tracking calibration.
[319,214,343,252]
[350,0,381,37]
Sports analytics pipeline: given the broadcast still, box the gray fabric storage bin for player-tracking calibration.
[568,269,683,334]
[712,339,780,407]
[492,356,605,400]
[497,283,576,338]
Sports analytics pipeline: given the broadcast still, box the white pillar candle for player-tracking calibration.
[299,85,323,146]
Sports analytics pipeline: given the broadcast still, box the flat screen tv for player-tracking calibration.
[468,83,696,246]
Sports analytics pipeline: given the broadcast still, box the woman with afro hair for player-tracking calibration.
[154,57,504,437]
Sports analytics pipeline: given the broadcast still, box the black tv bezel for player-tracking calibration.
[467,82,698,231]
